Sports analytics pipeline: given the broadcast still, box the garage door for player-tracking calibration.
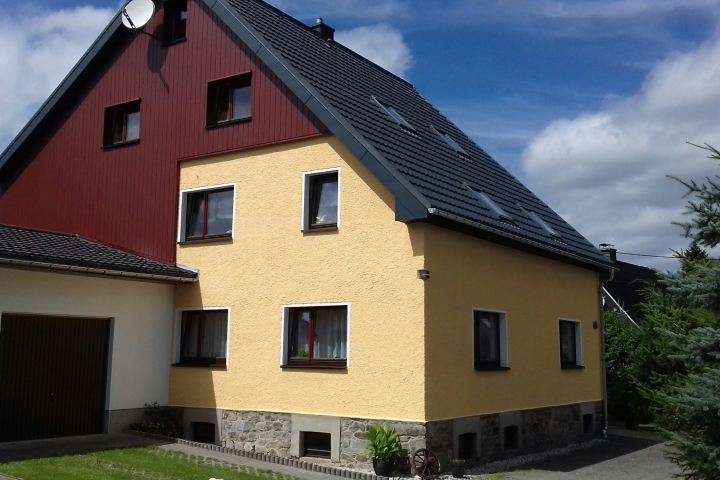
[0,314,110,443]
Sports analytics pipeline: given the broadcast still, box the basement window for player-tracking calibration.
[193,422,215,444]
[458,432,476,460]
[503,426,519,451]
[583,414,594,434]
[163,0,187,45]
[522,207,561,239]
[433,126,469,158]
[303,432,331,459]
[207,73,252,127]
[103,100,140,147]
[373,97,415,132]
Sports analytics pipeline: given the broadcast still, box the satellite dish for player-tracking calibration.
[121,0,155,31]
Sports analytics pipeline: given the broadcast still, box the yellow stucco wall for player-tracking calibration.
[172,135,427,422]
[423,226,602,421]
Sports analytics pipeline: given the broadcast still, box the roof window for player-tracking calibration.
[373,97,415,131]
[433,126,469,157]
[522,207,562,238]
[465,184,513,222]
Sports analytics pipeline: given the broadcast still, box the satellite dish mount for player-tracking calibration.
[121,0,156,37]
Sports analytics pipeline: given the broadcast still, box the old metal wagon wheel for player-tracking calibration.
[411,448,441,480]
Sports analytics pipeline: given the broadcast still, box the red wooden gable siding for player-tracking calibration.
[0,0,326,264]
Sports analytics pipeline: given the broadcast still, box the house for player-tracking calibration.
[0,0,614,467]
[599,245,657,325]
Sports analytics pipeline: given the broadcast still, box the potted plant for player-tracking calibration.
[367,424,401,476]
[449,459,465,478]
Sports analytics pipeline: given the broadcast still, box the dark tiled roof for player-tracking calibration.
[0,224,197,281]
[219,0,613,269]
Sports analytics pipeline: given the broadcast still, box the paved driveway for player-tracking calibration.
[491,435,680,480]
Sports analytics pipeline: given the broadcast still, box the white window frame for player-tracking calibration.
[558,318,583,367]
[177,183,236,242]
[280,302,351,367]
[301,168,341,231]
[173,307,232,365]
[472,308,509,369]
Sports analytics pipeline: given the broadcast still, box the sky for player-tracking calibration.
[2,0,720,269]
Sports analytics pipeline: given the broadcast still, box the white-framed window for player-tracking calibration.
[280,303,350,368]
[301,168,340,231]
[559,318,583,368]
[173,307,231,367]
[472,308,509,370]
[177,183,236,243]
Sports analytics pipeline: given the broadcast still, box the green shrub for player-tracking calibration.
[366,424,402,461]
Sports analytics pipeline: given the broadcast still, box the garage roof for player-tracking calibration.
[0,224,198,282]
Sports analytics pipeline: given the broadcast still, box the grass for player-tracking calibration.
[0,446,304,480]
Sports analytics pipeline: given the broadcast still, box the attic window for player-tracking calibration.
[163,0,187,45]
[523,208,562,239]
[373,97,415,132]
[433,126,469,157]
[103,100,140,148]
[207,73,252,127]
[466,185,513,222]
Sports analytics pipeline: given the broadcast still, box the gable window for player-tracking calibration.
[103,100,140,147]
[207,73,252,127]
[466,185,514,222]
[177,309,228,367]
[303,170,339,231]
[284,306,348,368]
[473,309,508,370]
[373,97,415,132]
[433,126,469,157]
[179,185,235,242]
[522,207,561,239]
[559,319,583,368]
[163,0,187,45]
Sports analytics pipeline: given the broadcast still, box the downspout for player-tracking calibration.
[599,268,615,438]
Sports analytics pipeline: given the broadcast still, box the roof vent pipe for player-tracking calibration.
[599,243,617,263]
[311,18,335,41]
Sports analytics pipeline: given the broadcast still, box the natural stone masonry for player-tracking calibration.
[222,410,292,457]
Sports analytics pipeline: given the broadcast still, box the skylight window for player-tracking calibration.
[465,184,514,222]
[434,127,469,157]
[523,208,562,238]
[373,97,415,131]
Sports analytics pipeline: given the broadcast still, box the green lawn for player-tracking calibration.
[0,446,302,480]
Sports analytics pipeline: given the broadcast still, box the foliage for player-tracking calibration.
[129,402,183,438]
[366,424,402,461]
[604,312,644,422]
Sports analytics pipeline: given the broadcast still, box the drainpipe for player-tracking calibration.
[599,268,615,438]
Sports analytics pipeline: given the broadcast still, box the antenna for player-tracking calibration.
[121,0,156,35]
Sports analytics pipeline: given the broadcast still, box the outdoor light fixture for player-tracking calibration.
[418,270,430,280]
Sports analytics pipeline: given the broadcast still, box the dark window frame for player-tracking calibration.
[473,310,507,370]
[306,172,339,231]
[285,306,348,369]
[177,310,228,367]
[163,0,188,45]
[103,99,140,148]
[183,187,234,242]
[559,320,581,368]
[206,72,252,128]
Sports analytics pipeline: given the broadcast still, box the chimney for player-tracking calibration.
[311,18,335,41]
[599,243,617,263]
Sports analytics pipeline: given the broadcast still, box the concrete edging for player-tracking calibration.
[129,430,388,480]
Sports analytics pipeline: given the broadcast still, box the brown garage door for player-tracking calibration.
[0,314,110,443]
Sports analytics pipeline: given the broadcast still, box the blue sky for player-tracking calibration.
[2,0,720,268]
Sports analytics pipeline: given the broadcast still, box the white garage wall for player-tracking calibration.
[0,267,174,410]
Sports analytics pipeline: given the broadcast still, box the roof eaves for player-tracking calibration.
[204,0,431,221]
[428,208,615,271]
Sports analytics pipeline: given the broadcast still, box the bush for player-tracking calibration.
[130,403,183,438]
[366,424,402,461]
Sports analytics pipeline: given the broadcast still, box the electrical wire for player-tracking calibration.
[616,251,720,261]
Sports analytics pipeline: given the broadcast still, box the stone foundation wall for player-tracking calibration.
[213,401,603,470]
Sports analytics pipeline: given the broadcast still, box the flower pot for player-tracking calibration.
[372,458,396,477]
[450,460,465,478]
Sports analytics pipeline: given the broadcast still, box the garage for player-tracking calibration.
[0,314,111,443]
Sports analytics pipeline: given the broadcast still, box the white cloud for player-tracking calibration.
[0,6,115,151]
[335,24,414,79]
[522,35,720,269]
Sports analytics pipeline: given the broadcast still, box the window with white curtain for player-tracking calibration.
[179,310,228,366]
[286,306,347,368]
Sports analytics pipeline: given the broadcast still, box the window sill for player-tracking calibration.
[475,365,510,371]
[302,225,338,233]
[163,37,187,47]
[205,117,251,130]
[281,363,347,370]
[102,139,140,151]
[173,362,226,368]
[179,235,233,245]
[561,364,585,370]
